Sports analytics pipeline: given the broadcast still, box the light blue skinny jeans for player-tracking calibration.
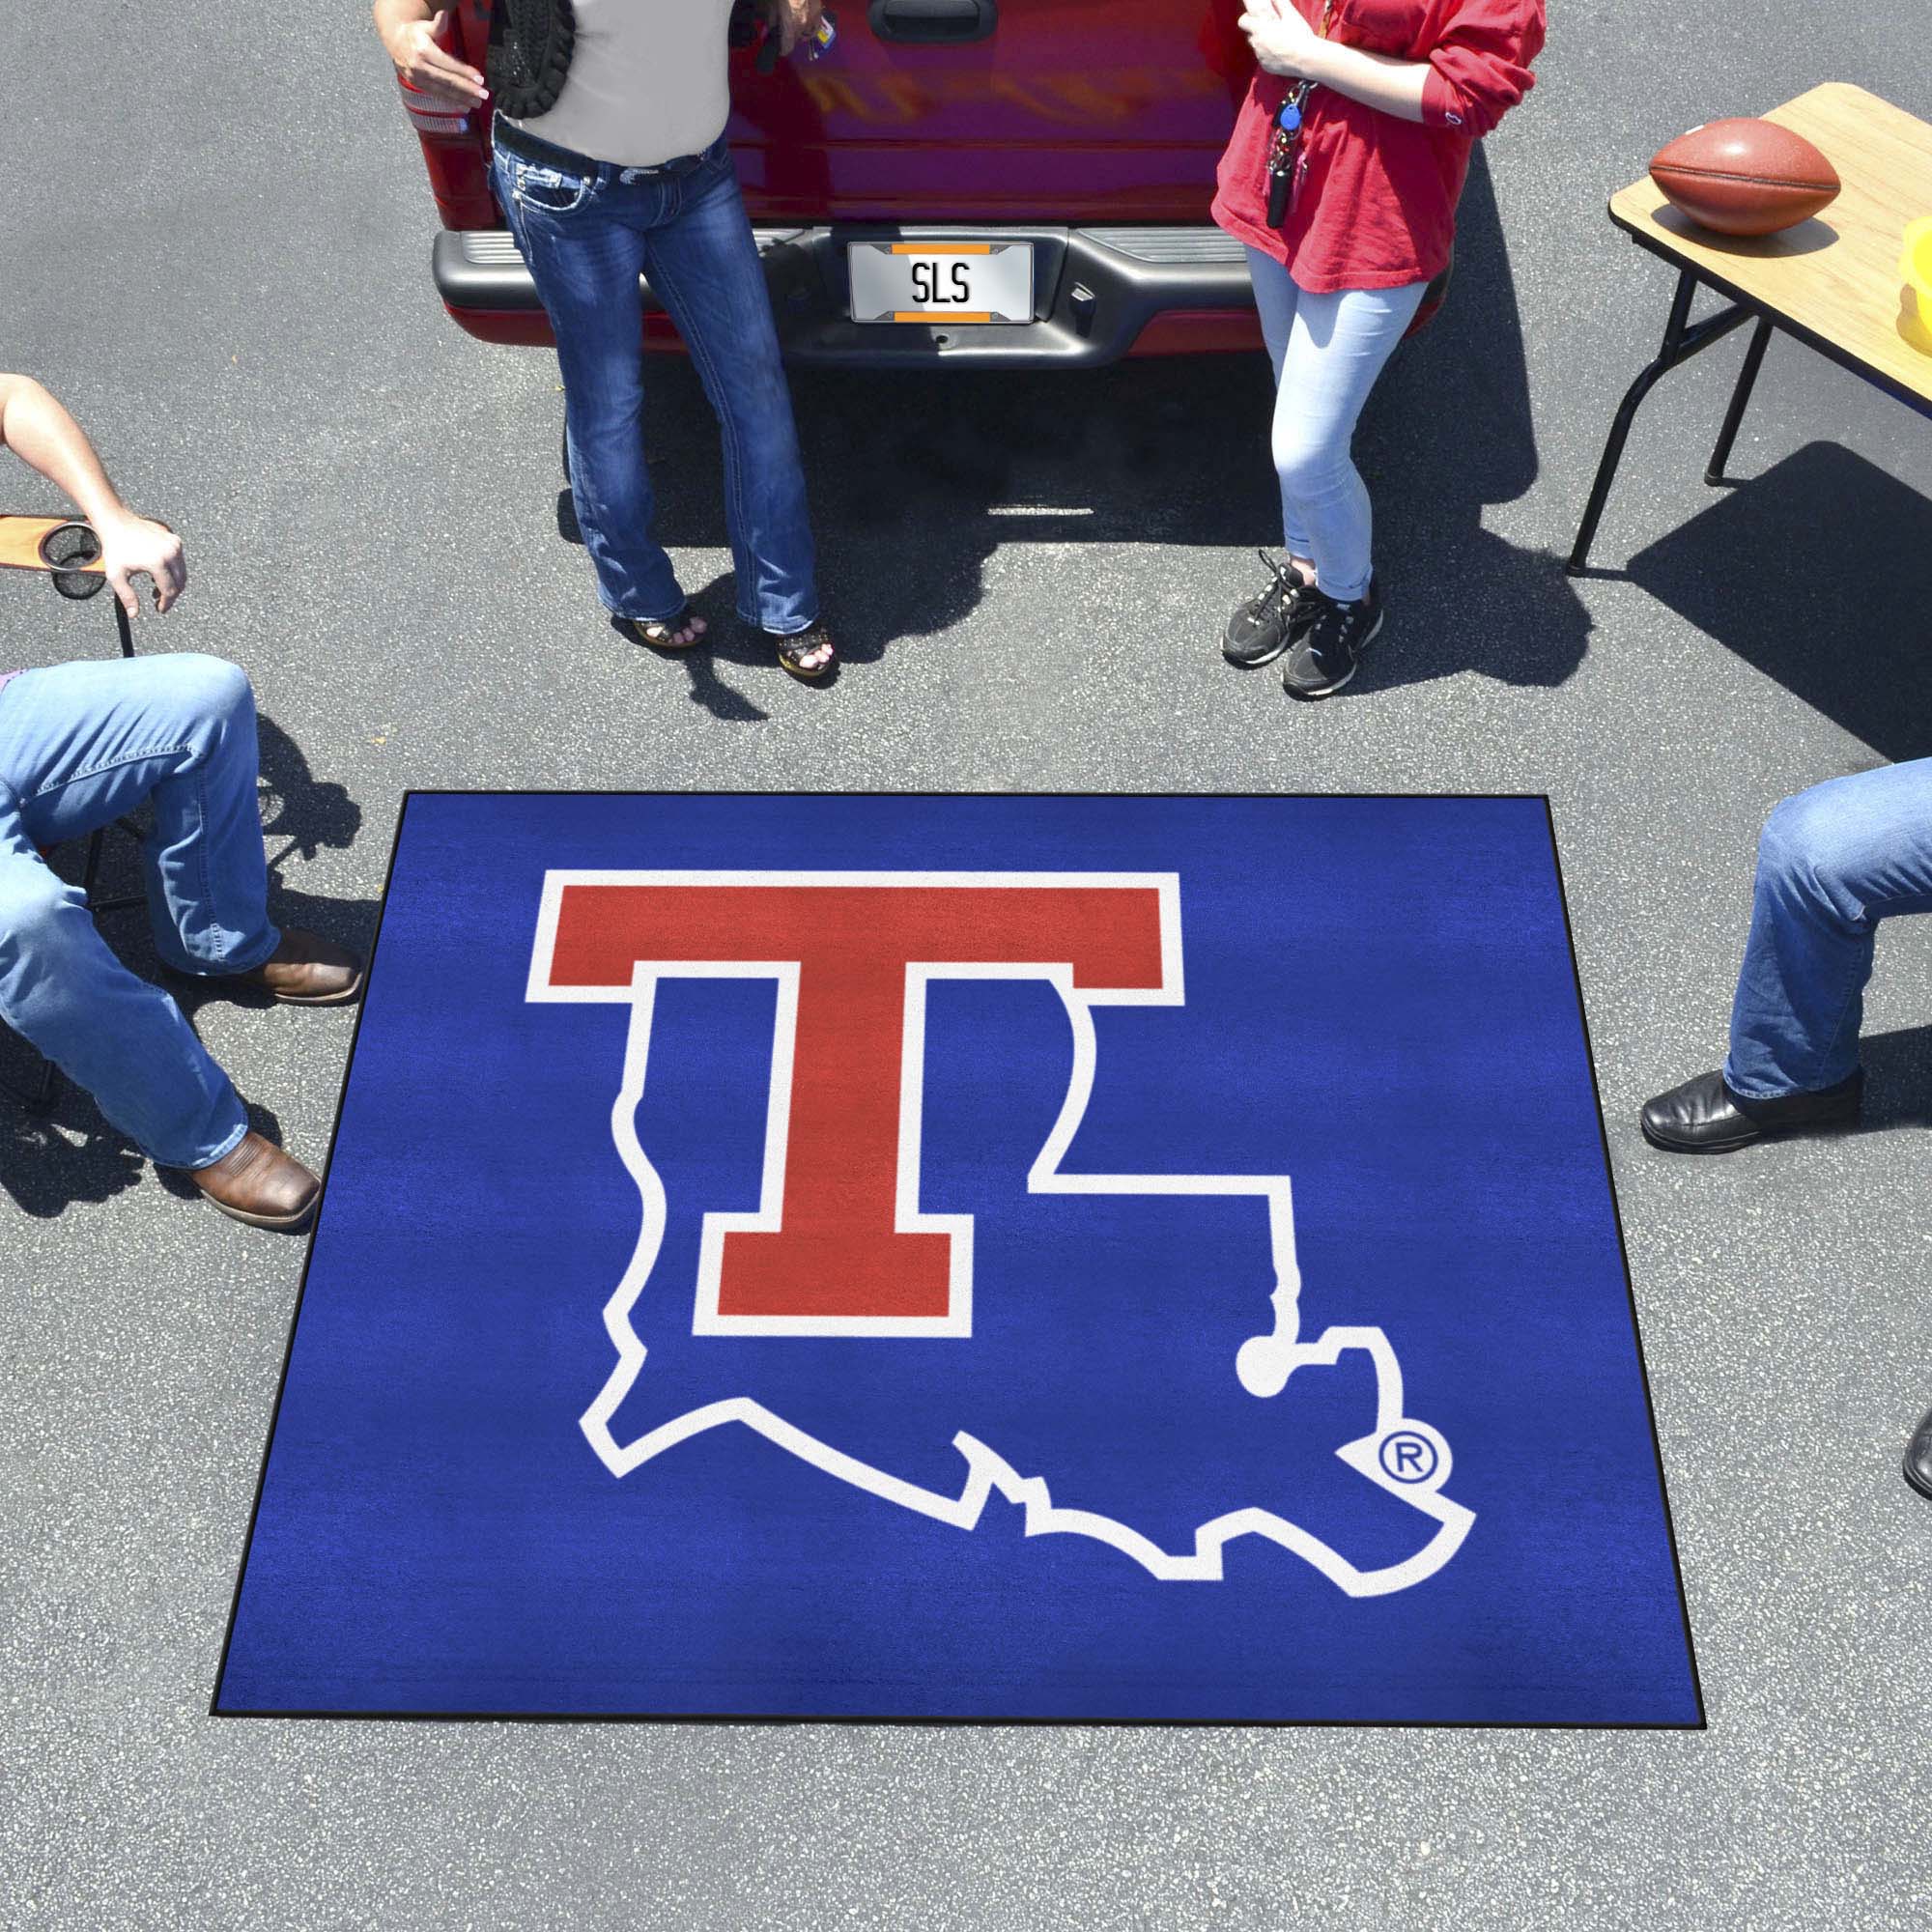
[0,655,276,1168]
[1724,758,1932,1099]
[1245,248,1427,604]
[496,128,819,635]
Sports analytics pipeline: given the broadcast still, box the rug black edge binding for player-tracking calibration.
[210,788,1708,1732]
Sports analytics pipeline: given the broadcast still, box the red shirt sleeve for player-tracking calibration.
[1419,0,1546,138]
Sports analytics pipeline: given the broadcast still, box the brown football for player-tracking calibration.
[1649,118,1841,237]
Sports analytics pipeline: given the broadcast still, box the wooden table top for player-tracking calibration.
[1609,82,1932,411]
[0,515,103,575]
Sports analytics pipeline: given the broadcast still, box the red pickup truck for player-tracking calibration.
[410,2,1456,368]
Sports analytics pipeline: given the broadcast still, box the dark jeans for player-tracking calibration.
[494,127,819,635]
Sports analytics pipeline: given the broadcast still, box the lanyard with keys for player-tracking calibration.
[1264,0,1337,227]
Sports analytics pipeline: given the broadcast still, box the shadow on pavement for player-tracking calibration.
[0,1063,297,1221]
[586,344,1290,703]
[0,711,374,1221]
[1861,1023,1932,1132]
[257,712,362,870]
[0,1104,146,1217]
[1359,146,1593,696]
[1625,440,1932,762]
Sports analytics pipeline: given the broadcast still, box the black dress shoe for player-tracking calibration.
[1639,1066,1863,1153]
[1905,1407,1932,1501]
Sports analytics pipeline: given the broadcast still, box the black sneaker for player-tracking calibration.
[1222,552,1317,668]
[1282,576,1383,699]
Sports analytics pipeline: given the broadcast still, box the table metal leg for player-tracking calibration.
[1704,318,1775,486]
[1567,269,1757,575]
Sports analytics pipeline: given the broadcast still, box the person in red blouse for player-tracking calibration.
[1212,0,1545,697]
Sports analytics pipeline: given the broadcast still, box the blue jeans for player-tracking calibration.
[495,130,819,635]
[0,655,278,1167]
[1725,758,1932,1099]
[1245,249,1427,604]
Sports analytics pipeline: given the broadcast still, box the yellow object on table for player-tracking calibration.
[1901,216,1932,354]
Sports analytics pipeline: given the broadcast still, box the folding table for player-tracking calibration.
[1569,83,1932,575]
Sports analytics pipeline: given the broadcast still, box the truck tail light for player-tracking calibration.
[400,75,475,138]
[399,5,479,140]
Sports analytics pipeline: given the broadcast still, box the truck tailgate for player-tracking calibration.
[727,0,1251,224]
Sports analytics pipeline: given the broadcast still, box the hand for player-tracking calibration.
[380,16,488,108]
[98,512,186,617]
[772,0,825,58]
[1238,2,1325,80]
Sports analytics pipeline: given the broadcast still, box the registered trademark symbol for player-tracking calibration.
[1379,1431,1439,1484]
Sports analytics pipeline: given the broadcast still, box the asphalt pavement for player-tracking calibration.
[3,2,1931,1927]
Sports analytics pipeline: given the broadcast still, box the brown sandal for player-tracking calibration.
[626,604,707,653]
[772,622,837,682]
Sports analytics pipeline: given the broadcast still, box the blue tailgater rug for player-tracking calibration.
[214,793,1701,1726]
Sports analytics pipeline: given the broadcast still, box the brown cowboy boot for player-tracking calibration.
[229,928,364,1006]
[191,1132,321,1231]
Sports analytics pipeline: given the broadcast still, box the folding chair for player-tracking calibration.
[0,517,147,1112]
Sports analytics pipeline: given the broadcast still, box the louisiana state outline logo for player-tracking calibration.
[527,869,1473,1596]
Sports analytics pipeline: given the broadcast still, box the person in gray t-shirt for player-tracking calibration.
[378,0,838,681]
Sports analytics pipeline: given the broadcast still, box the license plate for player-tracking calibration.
[847,242,1034,325]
